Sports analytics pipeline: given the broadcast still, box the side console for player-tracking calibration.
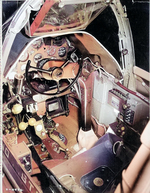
[92,71,149,151]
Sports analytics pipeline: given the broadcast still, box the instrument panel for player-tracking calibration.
[6,35,81,99]
[17,36,71,75]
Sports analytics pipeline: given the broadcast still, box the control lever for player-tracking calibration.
[77,71,99,149]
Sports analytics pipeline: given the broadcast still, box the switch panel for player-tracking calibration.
[11,141,32,172]
[108,89,127,111]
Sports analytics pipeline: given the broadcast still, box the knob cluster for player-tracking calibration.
[19,118,37,131]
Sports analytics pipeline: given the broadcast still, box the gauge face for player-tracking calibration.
[19,52,29,62]
[32,39,43,49]
[21,64,26,71]
[47,46,56,56]
[58,47,66,57]
[34,53,43,63]
[36,124,43,131]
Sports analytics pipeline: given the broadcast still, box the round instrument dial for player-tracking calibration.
[32,39,43,49]
[19,52,29,62]
[58,47,66,57]
[34,53,43,63]
[47,46,56,56]
[36,125,43,132]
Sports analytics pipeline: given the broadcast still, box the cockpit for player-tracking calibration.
[2,1,150,193]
